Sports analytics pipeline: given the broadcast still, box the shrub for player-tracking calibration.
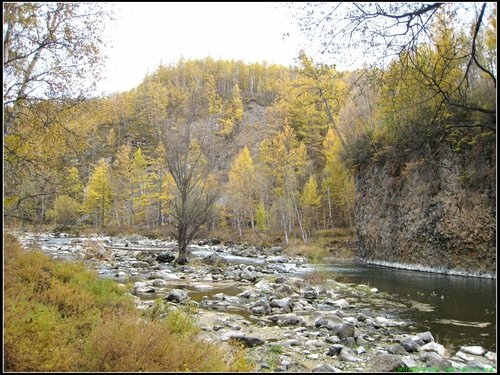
[81,314,252,372]
[54,194,80,227]
[4,234,254,372]
[304,268,333,285]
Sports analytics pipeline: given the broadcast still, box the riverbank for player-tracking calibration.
[10,231,497,372]
[359,259,496,279]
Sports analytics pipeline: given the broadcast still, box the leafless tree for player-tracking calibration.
[165,123,220,265]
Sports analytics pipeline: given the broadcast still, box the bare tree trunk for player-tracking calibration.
[237,210,242,238]
[327,186,334,233]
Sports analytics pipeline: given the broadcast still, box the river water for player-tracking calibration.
[16,233,496,353]
[293,261,497,353]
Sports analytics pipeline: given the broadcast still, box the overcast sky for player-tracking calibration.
[99,2,305,94]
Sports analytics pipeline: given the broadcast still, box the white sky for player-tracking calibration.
[99,2,305,94]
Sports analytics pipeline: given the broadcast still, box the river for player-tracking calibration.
[15,232,496,353]
[293,261,496,353]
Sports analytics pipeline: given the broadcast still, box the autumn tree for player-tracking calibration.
[218,83,244,137]
[130,148,151,226]
[301,175,321,241]
[135,77,170,141]
[227,146,256,236]
[290,3,496,140]
[4,99,98,225]
[149,144,175,227]
[53,195,80,227]
[258,124,308,243]
[165,126,220,265]
[111,143,133,226]
[322,127,355,229]
[83,158,112,228]
[3,2,110,224]
[3,2,111,135]
[255,201,267,232]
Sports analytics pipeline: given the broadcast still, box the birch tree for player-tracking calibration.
[3,2,111,135]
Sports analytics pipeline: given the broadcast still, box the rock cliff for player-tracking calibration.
[354,143,496,277]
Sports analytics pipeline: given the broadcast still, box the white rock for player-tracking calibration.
[484,351,497,362]
[166,273,182,280]
[218,329,242,341]
[333,299,350,308]
[356,346,367,355]
[420,342,446,357]
[402,356,418,368]
[134,281,148,289]
[375,316,404,327]
[343,317,358,324]
[255,279,272,293]
[461,346,486,356]
[455,351,475,362]
[152,278,167,287]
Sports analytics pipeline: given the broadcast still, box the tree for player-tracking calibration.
[111,143,133,226]
[218,83,244,137]
[301,175,321,241]
[4,99,97,225]
[149,144,175,227]
[289,3,496,125]
[3,2,110,225]
[165,126,220,265]
[3,2,111,135]
[322,127,355,229]
[83,159,112,228]
[255,201,267,232]
[53,195,80,227]
[268,51,347,160]
[227,146,256,236]
[131,148,151,226]
[258,124,308,243]
[62,167,84,202]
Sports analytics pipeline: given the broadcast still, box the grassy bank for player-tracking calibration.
[3,233,253,372]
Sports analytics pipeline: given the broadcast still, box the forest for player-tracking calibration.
[4,4,496,259]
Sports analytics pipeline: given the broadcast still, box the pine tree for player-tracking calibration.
[258,124,308,243]
[227,146,256,236]
[322,127,355,228]
[218,83,244,137]
[83,158,112,228]
[112,144,133,226]
[301,175,321,241]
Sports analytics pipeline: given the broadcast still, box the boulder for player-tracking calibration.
[156,252,176,263]
[370,353,406,372]
[165,288,189,302]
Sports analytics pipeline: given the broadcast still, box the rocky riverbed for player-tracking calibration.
[15,232,497,372]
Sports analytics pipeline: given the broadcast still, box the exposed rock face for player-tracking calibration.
[354,145,495,277]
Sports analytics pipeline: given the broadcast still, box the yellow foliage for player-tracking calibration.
[4,234,253,372]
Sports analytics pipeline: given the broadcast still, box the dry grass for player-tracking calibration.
[4,233,254,372]
[304,268,334,285]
